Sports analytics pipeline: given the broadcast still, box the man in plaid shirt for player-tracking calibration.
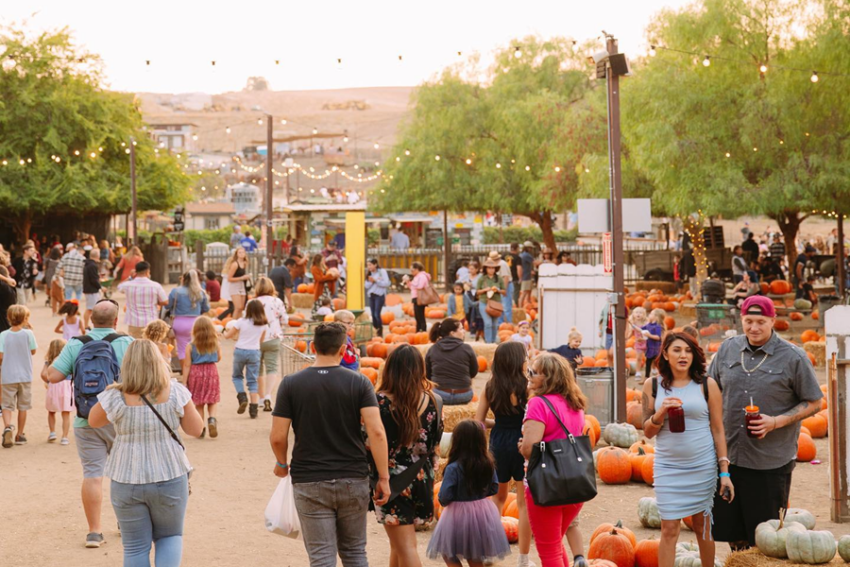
[58,243,85,301]
[116,261,168,338]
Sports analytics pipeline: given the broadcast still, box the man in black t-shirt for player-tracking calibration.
[271,322,390,565]
[268,260,294,311]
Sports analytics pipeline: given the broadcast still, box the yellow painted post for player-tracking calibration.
[345,212,366,310]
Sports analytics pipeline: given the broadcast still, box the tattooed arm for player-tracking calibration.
[641,380,662,439]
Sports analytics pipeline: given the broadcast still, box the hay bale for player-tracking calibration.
[512,308,528,324]
[292,293,315,309]
[442,401,477,432]
[724,547,844,567]
[679,301,698,318]
[434,457,448,482]
[470,343,498,369]
[804,341,825,367]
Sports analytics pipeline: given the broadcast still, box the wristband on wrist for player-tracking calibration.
[719,472,730,478]
[276,462,288,469]
[650,414,662,427]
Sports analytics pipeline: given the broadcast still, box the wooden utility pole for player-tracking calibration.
[265,114,274,266]
[444,210,451,292]
[129,137,137,246]
[838,214,845,300]
[605,35,627,424]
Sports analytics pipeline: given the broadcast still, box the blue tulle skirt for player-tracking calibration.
[426,498,511,563]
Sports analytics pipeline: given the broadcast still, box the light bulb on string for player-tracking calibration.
[226,127,231,134]
[725,152,731,158]
[811,71,818,83]
[465,158,472,165]
[514,46,522,59]
[435,155,440,161]
[2,57,16,71]
[343,136,349,143]
[404,149,410,156]
[145,60,151,66]
[374,143,380,150]
[257,118,263,125]
[280,119,287,125]
[649,46,656,57]
[496,163,501,169]
[759,64,768,73]
[211,61,216,67]
[702,56,711,67]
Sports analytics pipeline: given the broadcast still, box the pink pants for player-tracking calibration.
[525,487,583,567]
[172,316,197,360]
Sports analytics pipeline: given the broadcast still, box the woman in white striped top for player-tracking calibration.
[89,340,203,566]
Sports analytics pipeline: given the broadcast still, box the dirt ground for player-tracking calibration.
[0,290,844,566]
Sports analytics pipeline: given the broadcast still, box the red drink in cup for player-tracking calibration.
[668,405,685,433]
[745,404,761,438]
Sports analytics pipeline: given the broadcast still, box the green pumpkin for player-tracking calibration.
[794,298,813,310]
[638,497,661,529]
[602,423,640,448]
[837,535,850,562]
[786,508,817,530]
[755,519,807,558]
[786,530,837,564]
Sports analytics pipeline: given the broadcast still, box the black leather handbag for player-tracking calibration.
[525,396,597,506]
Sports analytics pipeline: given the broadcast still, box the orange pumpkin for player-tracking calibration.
[502,517,519,543]
[634,539,660,567]
[812,310,820,320]
[360,357,383,369]
[595,359,610,368]
[629,439,655,454]
[626,388,642,403]
[385,294,403,307]
[802,412,828,438]
[297,283,308,293]
[760,282,770,295]
[433,493,442,519]
[807,352,817,367]
[595,350,609,360]
[641,454,655,485]
[381,311,395,325]
[477,356,488,373]
[361,367,378,385]
[797,432,816,462]
[295,340,307,353]
[597,447,632,485]
[801,425,812,437]
[770,280,791,295]
[801,329,820,343]
[371,343,388,359]
[504,499,520,519]
[499,322,514,331]
[588,528,636,567]
[774,319,790,332]
[585,415,602,442]
[305,283,315,294]
[790,312,804,321]
[590,520,637,549]
[630,448,651,483]
[583,420,599,448]
[664,316,675,330]
[590,561,620,567]
[626,402,643,430]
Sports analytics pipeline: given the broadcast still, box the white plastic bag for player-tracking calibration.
[264,476,301,539]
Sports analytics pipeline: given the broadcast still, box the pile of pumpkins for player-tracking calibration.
[594,438,655,486]
[797,389,830,462]
[625,290,689,313]
[400,301,448,320]
[586,518,718,567]
[754,508,850,564]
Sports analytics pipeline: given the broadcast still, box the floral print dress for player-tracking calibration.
[365,392,443,526]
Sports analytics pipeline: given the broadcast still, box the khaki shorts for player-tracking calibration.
[260,338,281,376]
[1,382,33,411]
[520,280,534,292]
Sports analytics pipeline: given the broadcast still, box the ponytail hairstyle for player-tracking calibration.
[429,318,462,343]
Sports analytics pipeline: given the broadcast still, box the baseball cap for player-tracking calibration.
[741,296,776,318]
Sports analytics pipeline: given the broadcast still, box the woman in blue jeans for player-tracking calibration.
[476,259,506,344]
[89,339,204,566]
[425,319,479,405]
[365,258,390,337]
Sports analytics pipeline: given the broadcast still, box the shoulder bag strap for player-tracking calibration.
[428,390,443,432]
[652,377,658,399]
[538,395,575,438]
[702,378,709,401]
[140,394,185,451]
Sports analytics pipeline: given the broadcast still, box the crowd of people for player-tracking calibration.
[0,229,827,567]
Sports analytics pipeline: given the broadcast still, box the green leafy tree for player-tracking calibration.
[618,0,850,267]
[0,27,191,240]
[373,37,609,251]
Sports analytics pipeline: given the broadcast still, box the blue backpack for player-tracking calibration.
[72,333,123,419]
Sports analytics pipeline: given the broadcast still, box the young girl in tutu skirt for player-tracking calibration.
[427,419,510,566]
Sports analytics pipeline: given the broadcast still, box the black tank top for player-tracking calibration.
[234,266,245,278]
[493,406,524,431]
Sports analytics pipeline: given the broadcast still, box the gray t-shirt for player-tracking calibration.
[707,332,822,470]
[0,329,37,384]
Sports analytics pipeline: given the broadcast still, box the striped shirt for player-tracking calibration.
[98,381,193,484]
[118,277,167,328]
[58,251,85,287]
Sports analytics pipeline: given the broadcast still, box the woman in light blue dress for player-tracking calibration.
[641,332,734,567]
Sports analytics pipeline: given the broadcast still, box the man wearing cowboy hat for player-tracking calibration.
[488,251,513,324]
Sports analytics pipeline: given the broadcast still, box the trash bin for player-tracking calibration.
[576,367,613,428]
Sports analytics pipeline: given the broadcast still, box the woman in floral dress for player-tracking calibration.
[365,344,443,567]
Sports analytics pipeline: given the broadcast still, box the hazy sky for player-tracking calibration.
[3,0,694,93]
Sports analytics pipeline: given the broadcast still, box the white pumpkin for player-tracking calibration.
[786,508,817,530]
[638,497,661,529]
[837,535,850,562]
[602,423,640,448]
[439,432,452,456]
[755,519,807,558]
[676,542,699,553]
[786,530,837,564]
[674,547,722,567]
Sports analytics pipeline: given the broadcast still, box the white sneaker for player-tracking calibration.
[48,432,57,443]
[60,437,70,446]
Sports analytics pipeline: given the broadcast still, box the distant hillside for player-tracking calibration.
[137,86,415,155]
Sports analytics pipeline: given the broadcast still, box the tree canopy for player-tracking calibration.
[372,37,610,251]
[0,27,191,240]
[613,0,850,262]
